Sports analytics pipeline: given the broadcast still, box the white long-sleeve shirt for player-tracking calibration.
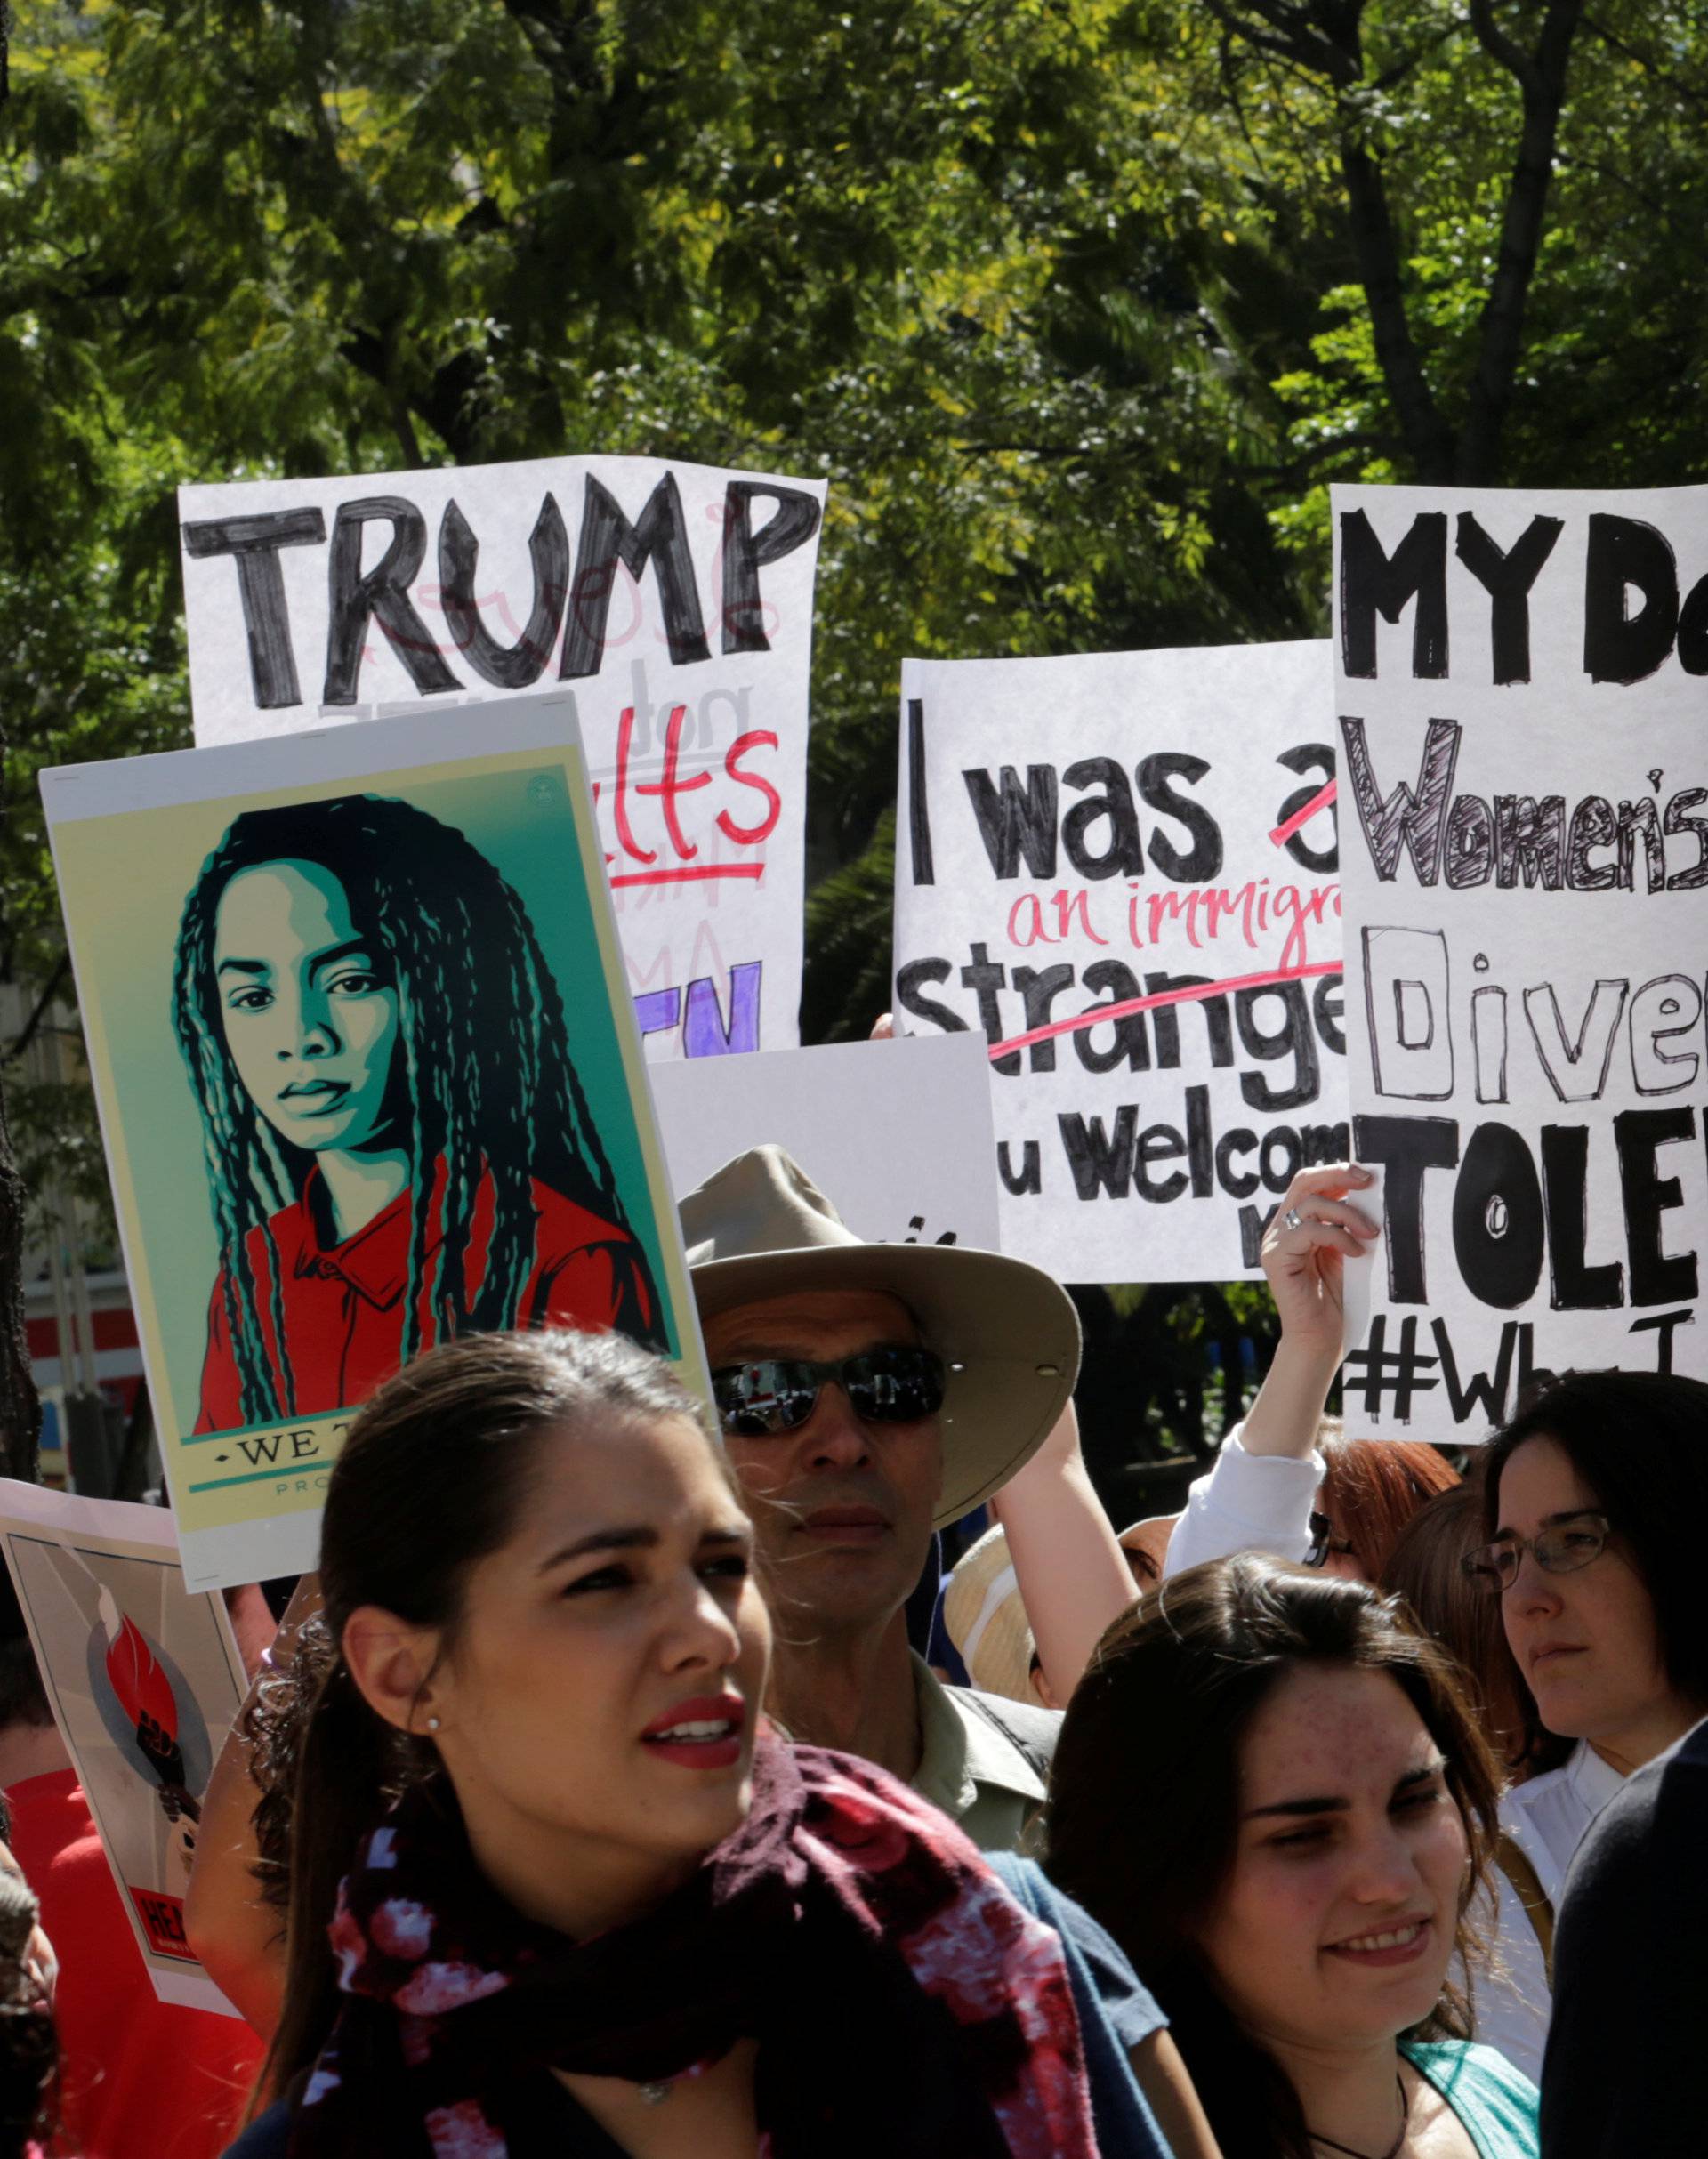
[1163,1424,1320,1579]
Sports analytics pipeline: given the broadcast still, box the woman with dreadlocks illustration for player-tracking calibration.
[173,794,664,1435]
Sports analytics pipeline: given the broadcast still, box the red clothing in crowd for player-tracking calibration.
[196,1166,657,1432]
[6,1768,262,2159]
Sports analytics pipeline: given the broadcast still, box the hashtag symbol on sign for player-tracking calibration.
[1341,1315,1440,1423]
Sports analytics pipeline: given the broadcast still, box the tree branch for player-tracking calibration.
[0,956,69,1069]
[1458,0,1587,482]
[1467,0,1535,89]
[0,728,40,1482]
[1333,112,1455,481]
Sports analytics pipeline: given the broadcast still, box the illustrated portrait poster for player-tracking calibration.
[0,1481,246,2014]
[892,642,1346,1285]
[178,454,828,1062]
[43,697,704,1590]
[1334,482,1708,1439]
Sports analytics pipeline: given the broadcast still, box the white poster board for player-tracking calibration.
[891,644,1345,1284]
[42,697,705,1589]
[0,1484,246,2014]
[178,455,826,1058]
[1335,483,1708,1437]
[649,1034,1002,1250]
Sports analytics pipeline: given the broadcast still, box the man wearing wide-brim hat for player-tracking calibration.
[681,1144,1079,1852]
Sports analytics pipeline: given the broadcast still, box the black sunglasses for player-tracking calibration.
[710,1346,947,1438]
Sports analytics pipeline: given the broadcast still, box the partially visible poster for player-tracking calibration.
[43,696,704,1588]
[892,643,1345,1284]
[649,1034,1002,1250]
[0,1483,246,2013]
[178,455,827,1058]
[1335,483,1708,1437]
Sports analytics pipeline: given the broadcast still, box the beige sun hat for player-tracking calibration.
[681,1145,1080,1527]
[942,1524,1037,1705]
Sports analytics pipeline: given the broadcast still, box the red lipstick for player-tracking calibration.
[640,1692,746,1771]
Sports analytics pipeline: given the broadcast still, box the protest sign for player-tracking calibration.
[42,695,703,1589]
[891,644,1345,1285]
[1335,484,1708,1437]
[177,455,826,1059]
[649,1034,1002,1250]
[0,1482,246,2013]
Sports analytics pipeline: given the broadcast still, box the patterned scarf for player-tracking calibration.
[289,1739,1100,2159]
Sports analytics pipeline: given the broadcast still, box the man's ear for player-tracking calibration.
[342,1606,444,1736]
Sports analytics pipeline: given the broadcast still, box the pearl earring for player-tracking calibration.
[425,1715,440,1733]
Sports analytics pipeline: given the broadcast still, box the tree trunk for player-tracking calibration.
[0,1071,40,1483]
[0,721,41,1481]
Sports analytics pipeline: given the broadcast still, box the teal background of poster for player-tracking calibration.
[66,758,676,1432]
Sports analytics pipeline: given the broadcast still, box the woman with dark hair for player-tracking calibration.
[1048,1553,1539,2159]
[1462,1369,1708,2071]
[222,1328,1180,2158]
[1382,1478,1551,2084]
[173,794,662,1433]
[1383,1479,1528,1780]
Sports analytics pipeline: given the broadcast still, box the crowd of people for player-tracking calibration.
[0,1138,1699,2156]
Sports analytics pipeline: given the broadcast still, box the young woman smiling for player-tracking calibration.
[1046,1554,1539,2159]
[220,1329,1178,2159]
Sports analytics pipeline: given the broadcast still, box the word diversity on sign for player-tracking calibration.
[1336,485,1708,1434]
[892,644,1345,1284]
[177,455,826,1056]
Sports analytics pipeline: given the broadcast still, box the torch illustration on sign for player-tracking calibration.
[93,1585,203,1896]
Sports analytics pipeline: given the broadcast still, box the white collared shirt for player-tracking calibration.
[1475,1743,1625,2084]
[1498,1739,1626,1906]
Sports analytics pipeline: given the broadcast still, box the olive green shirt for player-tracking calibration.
[908,1651,1052,1854]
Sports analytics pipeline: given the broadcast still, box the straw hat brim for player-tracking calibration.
[691,1241,1079,1528]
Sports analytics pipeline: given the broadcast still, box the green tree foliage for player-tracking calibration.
[4,0,1705,1466]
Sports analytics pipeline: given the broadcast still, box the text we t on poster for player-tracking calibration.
[892,644,1346,1285]
[1335,485,1708,1438]
[178,455,826,1058]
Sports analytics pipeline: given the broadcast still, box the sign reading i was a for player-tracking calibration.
[178,455,826,1059]
[891,642,1346,1285]
[1335,484,1708,1438]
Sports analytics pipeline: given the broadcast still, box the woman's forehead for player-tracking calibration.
[1496,1432,1598,1527]
[1239,1664,1433,1801]
[214,858,355,950]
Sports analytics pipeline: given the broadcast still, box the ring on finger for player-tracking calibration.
[1281,1206,1306,1232]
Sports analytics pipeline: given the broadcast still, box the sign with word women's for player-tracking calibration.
[891,643,1345,1284]
[1335,484,1708,1438]
[178,455,826,1058]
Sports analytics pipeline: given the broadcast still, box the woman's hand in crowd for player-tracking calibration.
[1260,1163,1379,1365]
[1239,1164,1379,1461]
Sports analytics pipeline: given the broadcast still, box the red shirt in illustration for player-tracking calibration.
[195,1165,658,1433]
[6,1768,262,2159]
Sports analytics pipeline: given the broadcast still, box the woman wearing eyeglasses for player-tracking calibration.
[1462,1371,1708,2056]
